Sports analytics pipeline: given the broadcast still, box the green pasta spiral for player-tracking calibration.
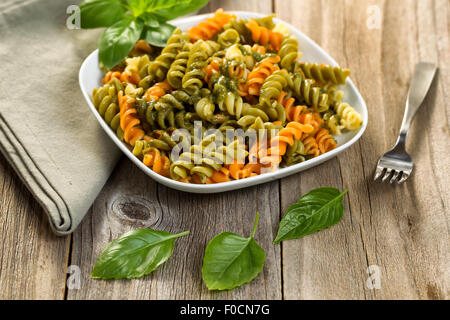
[144,29,190,87]
[92,79,123,133]
[322,111,342,135]
[170,134,247,183]
[182,40,219,94]
[136,98,175,130]
[218,28,240,48]
[259,69,290,108]
[279,37,299,71]
[170,134,222,182]
[194,97,214,121]
[289,73,330,112]
[147,130,178,151]
[175,110,202,130]
[298,62,351,85]
[224,18,251,43]
[282,139,307,166]
[241,103,270,122]
[323,84,344,106]
[154,90,190,111]
[166,42,192,89]
[237,115,283,137]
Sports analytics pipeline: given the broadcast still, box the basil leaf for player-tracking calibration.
[99,17,144,70]
[128,0,150,17]
[79,0,126,29]
[143,23,176,47]
[274,188,348,244]
[202,213,266,291]
[129,0,193,16]
[138,12,161,28]
[92,228,189,280]
[152,0,209,20]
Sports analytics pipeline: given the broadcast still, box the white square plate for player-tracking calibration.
[79,11,368,193]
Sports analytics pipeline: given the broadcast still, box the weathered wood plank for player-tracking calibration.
[67,0,281,300]
[0,154,69,300]
[1,0,448,301]
[277,0,449,300]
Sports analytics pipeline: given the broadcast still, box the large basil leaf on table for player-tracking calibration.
[274,187,348,244]
[202,214,266,290]
[91,228,189,280]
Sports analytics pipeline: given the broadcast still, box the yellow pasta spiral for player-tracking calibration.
[335,102,363,131]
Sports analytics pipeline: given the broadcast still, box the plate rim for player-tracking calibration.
[79,11,368,194]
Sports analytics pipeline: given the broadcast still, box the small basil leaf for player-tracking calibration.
[202,213,266,291]
[144,23,176,47]
[79,0,126,29]
[138,12,161,28]
[99,17,144,70]
[274,188,348,244]
[91,229,189,280]
[151,0,209,20]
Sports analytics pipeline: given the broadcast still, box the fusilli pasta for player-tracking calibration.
[91,9,363,184]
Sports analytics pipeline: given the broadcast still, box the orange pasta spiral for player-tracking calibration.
[187,168,232,184]
[118,91,145,146]
[246,19,283,51]
[187,9,235,42]
[252,44,266,54]
[191,175,214,184]
[226,162,262,180]
[130,40,152,56]
[290,110,323,136]
[142,147,171,177]
[278,91,306,122]
[103,70,139,86]
[226,61,246,80]
[315,128,337,154]
[204,58,221,86]
[143,80,172,101]
[121,72,140,85]
[301,135,320,157]
[103,71,122,84]
[211,167,232,183]
[106,66,140,85]
[259,121,314,165]
[245,56,280,96]
[306,112,323,135]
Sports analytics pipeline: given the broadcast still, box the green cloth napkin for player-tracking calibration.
[0,0,121,235]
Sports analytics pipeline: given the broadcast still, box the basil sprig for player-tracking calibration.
[201,213,266,291]
[91,228,189,280]
[80,0,209,69]
[274,187,348,244]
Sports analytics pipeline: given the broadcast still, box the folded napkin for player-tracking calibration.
[0,0,121,235]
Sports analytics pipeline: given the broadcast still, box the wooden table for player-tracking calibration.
[0,0,448,300]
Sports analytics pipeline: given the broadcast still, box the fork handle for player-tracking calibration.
[398,62,437,142]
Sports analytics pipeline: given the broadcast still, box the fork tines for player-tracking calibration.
[374,165,410,184]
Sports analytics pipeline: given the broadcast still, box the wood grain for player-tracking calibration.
[276,0,449,300]
[0,154,69,300]
[0,0,448,300]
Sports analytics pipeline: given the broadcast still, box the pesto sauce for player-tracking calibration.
[237,44,276,62]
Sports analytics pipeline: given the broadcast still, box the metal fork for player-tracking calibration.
[374,62,437,184]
